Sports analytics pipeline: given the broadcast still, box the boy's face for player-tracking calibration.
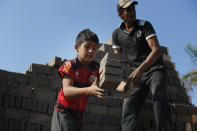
[75,40,98,65]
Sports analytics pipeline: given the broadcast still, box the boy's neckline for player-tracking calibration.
[76,57,91,69]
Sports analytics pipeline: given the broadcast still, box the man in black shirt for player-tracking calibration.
[112,0,173,131]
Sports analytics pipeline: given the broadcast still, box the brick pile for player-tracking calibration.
[0,44,197,131]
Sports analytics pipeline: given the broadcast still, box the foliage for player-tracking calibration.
[182,44,197,90]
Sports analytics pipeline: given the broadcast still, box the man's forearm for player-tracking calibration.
[137,47,161,73]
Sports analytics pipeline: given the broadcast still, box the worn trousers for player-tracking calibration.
[122,70,173,131]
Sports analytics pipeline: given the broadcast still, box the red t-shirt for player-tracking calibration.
[55,58,99,122]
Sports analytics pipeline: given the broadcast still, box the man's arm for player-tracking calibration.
[137,36,161,72]
[129,36,161,85]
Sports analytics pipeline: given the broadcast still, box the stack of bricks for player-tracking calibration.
[1,43,197,131]
[0,57,64,131]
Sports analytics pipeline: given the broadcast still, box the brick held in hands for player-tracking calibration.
[100,52,127,66]
[100,58,122,69]
[99,65,122,76]
[99,74,122,89]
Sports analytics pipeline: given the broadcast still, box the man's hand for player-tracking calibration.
[129,68,143,86]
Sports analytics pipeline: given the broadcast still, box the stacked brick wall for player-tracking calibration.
[0,57,63,131]
[0,44,197,131]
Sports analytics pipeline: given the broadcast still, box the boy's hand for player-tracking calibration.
[89,78,107,99]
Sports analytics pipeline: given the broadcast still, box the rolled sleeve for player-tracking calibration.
[144,21,156,40]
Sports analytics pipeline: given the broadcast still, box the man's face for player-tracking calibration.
[119,5,136,23]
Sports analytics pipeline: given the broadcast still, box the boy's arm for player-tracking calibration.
[62,75,106,98]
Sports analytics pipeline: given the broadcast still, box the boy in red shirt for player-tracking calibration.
[51,29,106,131]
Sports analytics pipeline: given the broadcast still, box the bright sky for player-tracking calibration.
[0,0,197,105]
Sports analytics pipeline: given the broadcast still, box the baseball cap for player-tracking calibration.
[117,0,138,12]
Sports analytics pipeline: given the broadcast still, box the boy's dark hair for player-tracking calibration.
[75,29,99,45]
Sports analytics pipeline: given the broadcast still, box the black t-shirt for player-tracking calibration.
[112,19,165,73]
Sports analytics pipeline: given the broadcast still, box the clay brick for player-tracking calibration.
[32,88,56,103]
[22,97,29,110]
[4,108,30,120]
[0,94,3,106]
[42,125,50,131]
[9,119,20,131]
[25,121,31,131]
[95,114,104,125]
[0,85,8,94]
[15,96,22,108]
[42,102,48,113]
[27,63,52,76]
[177,113,192,122]
[3,95,10,107]
[100,52,127,64]
[99,65,122,76]
[99,73,122,89]
[8,95,16,108]
[31,123,37,131]
[2,119,9,131]
[0,119,3,131]
[20,121,26,131]
[35,123,42,131]
[98,44,114,54]
[8,85,32,98]
[32,98,39,111]
[48,103,54,114]
[96,50,105,58]
[100,57,122,68]
[37,100,43,112]
[162,54,171,62]
[160,46,168,55]
[47,56,62,68]
[167,85,178,92]
[0,107,4,119]
[29,112,52,126]
[86,104,107,115]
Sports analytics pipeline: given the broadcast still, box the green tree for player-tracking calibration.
[182,44,197,90]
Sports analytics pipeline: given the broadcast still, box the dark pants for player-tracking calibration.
[51,110,83,131]
[122,70,173,131]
